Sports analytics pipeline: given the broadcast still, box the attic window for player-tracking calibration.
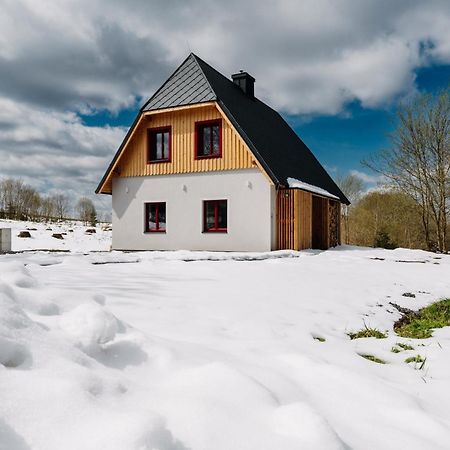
[148,127,171,163]
[195,120,222,159]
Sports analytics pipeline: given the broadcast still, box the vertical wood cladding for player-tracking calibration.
[277,189,296,250]
[117,105,254,179]
[276,189,312,250]
[277,190,340,250]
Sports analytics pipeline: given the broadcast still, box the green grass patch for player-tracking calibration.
[348,324,387,340]
[359,354,386,364]
[405,355,427,369]
[313,336,326,342]
[391,342,415,353]
[394,299,450,339]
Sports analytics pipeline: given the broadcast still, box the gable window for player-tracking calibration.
[144,202,166,232]
[195,120,222,158]
[203,200,227,232]
[148,127,171,163]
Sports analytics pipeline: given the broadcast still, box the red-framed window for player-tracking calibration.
[144,202,166,232]
[203,200,227,232]
[195,120,222,159]
[147,127,171,163]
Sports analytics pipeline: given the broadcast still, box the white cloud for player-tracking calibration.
[0,0,449,114]
[0,98,126,214]
[350,170,386,185]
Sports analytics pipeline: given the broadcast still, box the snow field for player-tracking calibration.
[1,219,112,252]
[1,220,450,449]
[0,260,182,450]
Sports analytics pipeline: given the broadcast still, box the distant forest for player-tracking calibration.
[0,178,106,225]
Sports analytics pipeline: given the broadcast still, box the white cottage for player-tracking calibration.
[96,54,349,251]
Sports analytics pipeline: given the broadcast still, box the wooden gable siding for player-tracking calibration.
[114,104,254,182]
[276,189,340,250]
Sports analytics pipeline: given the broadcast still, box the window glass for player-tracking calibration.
[158,203,166,230]
[156,133,163,160]
[217,200,227,229]
[212,125,220,155]
[148,204,158,230]
[202,127,211,156]
[205,201,216,230]
[163,132,169,159]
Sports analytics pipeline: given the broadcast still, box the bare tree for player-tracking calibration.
[40,196,56,221]
[336,173,365,244]
[0,178,42,220]
[52,193,70,220]
[76,197,96,225]
[363,89,450,252]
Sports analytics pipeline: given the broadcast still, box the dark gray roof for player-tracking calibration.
[142,54,216,111]
[97,53,349,204]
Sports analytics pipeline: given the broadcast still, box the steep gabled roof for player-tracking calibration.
[142,54,216,111]
[97,53,349,204]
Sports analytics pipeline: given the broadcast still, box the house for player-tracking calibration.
[96,54,349,252]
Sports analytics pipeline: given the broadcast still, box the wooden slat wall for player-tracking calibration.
[276,189,312,250]
[277,189,296,250]
[298,190,312,249]
[117,105,254,179]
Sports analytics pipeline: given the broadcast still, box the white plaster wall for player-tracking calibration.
[112,169,274,251]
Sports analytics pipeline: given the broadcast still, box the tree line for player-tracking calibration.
[339,87,449,252]
[0,178,98,225]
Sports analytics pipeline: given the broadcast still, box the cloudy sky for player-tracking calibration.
[1,0,449,215]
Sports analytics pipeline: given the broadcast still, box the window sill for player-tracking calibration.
[147,159,171,164]
[144,230,166,234]
[195,155,222,160]
[203,230,228,233]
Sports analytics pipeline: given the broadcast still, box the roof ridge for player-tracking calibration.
[190,53,218,100]
[192,54,247,99]
[141,54,198,111]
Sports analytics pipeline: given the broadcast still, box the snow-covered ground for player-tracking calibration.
[1,220,450,450]
[1,219,112,252]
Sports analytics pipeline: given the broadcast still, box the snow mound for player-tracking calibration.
[59,302,119,353]
[0,336,30,368]
[273,402,344,449]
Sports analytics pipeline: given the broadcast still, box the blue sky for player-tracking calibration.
[291,64,450,181]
